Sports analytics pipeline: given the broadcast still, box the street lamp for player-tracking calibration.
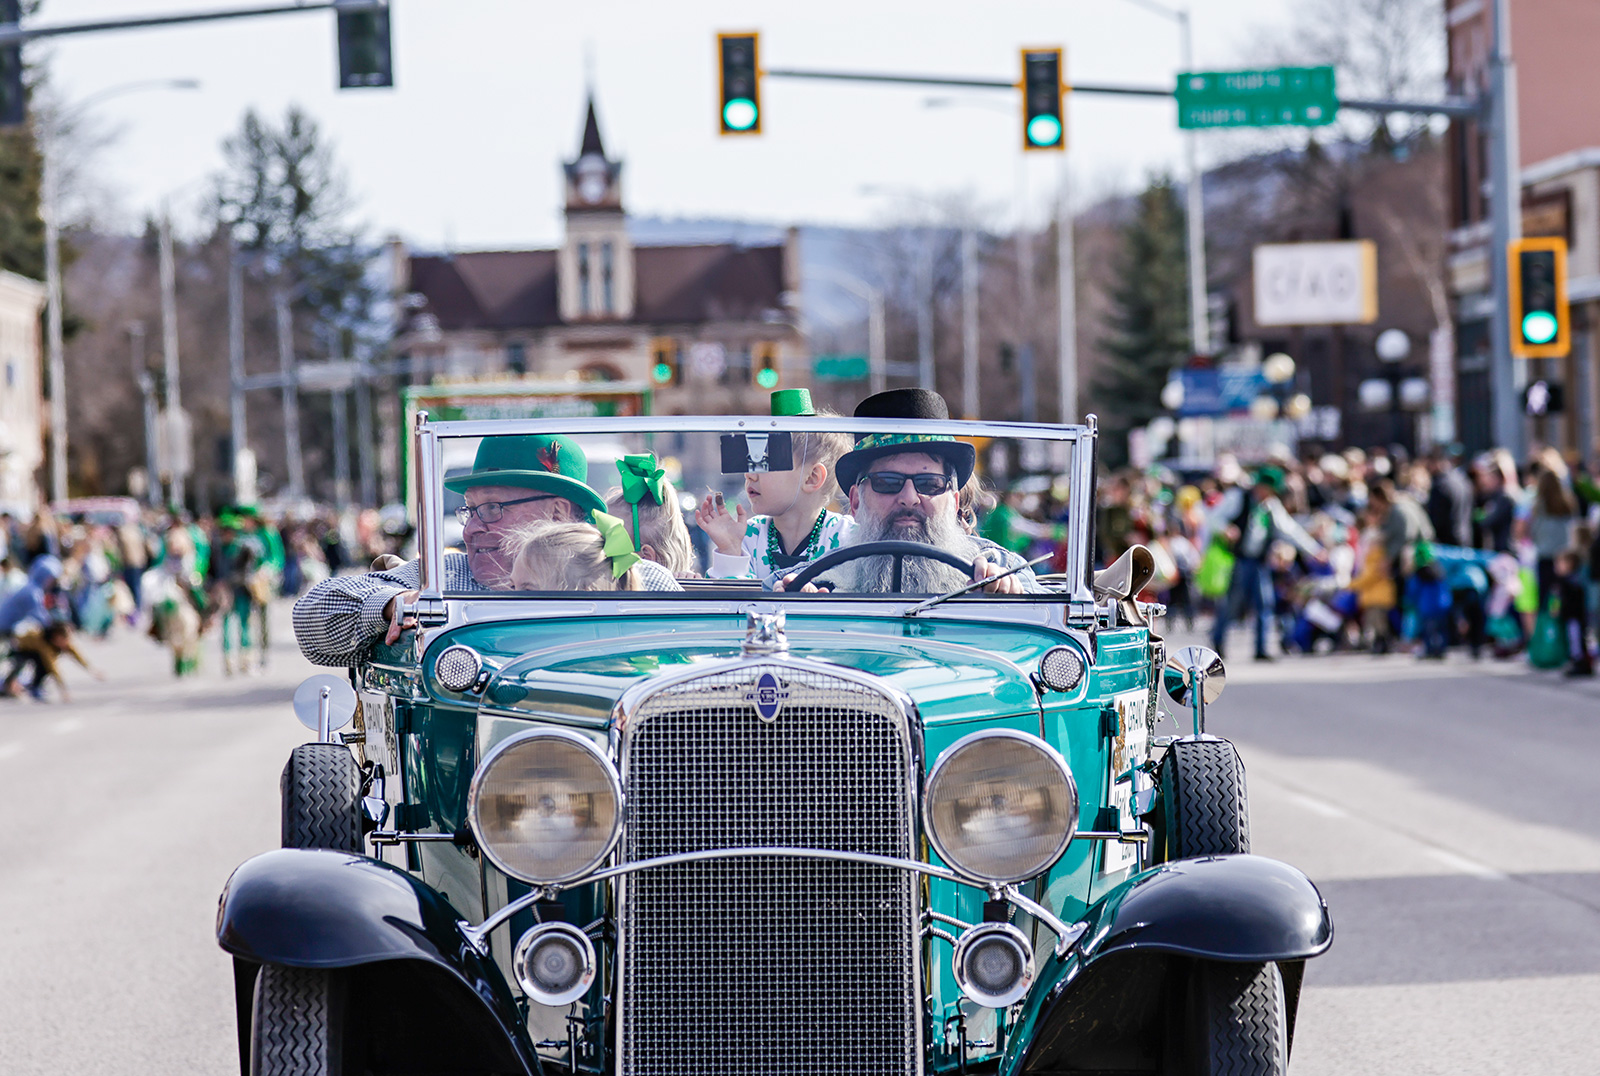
[39,78,200,505]
[1107,0,1210,357]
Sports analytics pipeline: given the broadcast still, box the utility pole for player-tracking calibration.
[1016,169,1038,424]
[129,322,160,508]
[275,290,305,500]
[355,363,376,508]
[159,209,185,509]
[331,386,351,509]
[1488,0,1524,456]
[1057,158,1078,424]
[1176,9,1210,356]
[42,151,65,503]
[961,226,979,418]
[228,243,249,504]
[916,231,935,392]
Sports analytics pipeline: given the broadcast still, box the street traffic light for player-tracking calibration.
[336,1,393,89]
[718,32,761,135]
[1508,237,1569,358]
[651,338,680,386]
[753,342,779,389]
[1020,48,1064,151]
[0,0,23,128]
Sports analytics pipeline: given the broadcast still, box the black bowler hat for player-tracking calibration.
[834,388,977,491]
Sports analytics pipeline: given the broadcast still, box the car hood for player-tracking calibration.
[423,612,1067,727]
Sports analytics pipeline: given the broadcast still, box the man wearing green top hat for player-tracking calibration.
[1206,465,1324,660]
[292,434,680,668]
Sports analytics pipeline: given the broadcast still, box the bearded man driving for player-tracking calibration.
[785,389,1039,595]
[293,434,680,667]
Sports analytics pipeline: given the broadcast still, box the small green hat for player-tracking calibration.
[443,434,607,515]
[770,388,815,417]
[1252,465,1285,493]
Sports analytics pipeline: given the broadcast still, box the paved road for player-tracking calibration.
[1188,624,1600,1076]
[3,609,1597,1073]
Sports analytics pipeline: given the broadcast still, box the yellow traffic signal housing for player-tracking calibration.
[650,338,680,385]
[1020,48,1065,152]
[753,342,780,389]
[1508,237,1569,358]
[718,32,762,135]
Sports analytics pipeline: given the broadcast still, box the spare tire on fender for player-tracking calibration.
[1153,737,1250,863]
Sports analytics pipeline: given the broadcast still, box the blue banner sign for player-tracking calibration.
[1177,367,1269,416]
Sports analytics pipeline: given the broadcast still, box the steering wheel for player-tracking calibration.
[782,541,978,593]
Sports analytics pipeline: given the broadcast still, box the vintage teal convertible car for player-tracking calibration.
[217,414,1331,1076]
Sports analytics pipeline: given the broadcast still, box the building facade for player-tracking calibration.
[390,99,806,418]
[1446,0,1600,457]
[0,270,46,512]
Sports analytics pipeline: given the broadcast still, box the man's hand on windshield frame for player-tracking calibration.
[383,590,421,644]
[974,556,1024,594]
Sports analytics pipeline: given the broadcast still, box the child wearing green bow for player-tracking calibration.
[607,454,696,576]
[508,520,641,591]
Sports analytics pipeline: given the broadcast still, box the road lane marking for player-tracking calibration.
[1282,789,1350,819]
[0,743,21,761]
[1425,847,1509,881]
[51,718,83,734]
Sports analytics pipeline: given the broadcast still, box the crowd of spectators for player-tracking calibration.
[0,500,411,700]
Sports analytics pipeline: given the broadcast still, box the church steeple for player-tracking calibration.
[560,93,633,322]
[563,95,623,212]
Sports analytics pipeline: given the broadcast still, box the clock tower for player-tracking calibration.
[559,97,634,321]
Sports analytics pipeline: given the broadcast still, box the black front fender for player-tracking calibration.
[1006,854,1331,1074]
[1079,852,1333,964]
[218,849,540,1076]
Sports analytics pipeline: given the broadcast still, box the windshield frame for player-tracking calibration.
[409,411,1098,611]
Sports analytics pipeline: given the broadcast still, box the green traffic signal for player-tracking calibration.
[723,98,758,131]
[1026,114,1062,147]
[1522,311,1559,346]
[755,367,779,389]
[652,362,674,384]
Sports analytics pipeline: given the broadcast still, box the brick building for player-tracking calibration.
[390,98,806,417]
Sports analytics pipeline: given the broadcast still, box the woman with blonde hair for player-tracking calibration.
[607,454,696,577]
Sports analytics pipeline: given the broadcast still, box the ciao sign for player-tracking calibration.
[1253,241,1378,326]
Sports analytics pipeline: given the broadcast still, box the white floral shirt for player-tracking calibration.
[708,511,856,587]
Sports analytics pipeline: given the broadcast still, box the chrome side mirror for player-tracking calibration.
[293,674,359,743]
[1162,645,1226,737]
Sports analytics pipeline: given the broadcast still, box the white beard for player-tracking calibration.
[835,502,978,594]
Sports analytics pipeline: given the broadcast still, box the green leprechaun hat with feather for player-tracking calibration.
[443,434,607,516]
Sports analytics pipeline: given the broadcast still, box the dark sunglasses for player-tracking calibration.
[858,470,954,497]
[456,494,557,525]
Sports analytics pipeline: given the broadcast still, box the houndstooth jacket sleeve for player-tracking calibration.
[292,552,684,668]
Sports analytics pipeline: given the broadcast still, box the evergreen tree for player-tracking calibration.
[1092,175,1191,467]
[0,1,47,280]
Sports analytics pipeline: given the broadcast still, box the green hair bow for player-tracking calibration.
[590,511,643,581]
[615,453,669,540]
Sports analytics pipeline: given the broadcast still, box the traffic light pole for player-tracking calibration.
[1488,0,1525,458]
[0,0,386,47]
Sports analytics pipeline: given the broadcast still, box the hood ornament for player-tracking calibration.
[743,609,788,655]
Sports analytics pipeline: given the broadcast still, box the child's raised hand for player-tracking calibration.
[695,492,749,555]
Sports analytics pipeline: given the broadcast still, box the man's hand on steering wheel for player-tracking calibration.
[974,555,1024,594]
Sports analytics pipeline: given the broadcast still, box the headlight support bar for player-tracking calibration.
[459,845,1091,957]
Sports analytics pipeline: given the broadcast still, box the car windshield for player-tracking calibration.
[415,418,1090,599]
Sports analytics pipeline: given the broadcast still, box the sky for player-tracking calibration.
[37,0,1296,250]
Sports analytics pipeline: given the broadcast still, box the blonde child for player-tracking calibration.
[695,392,853,586]
[508,520,641,592]
[607,454,697,577]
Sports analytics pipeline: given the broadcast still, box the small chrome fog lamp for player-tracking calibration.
[513,922,596,1007]
[953,922,1034,1008]
[434,644,483,692]
[1037,646,1084,692]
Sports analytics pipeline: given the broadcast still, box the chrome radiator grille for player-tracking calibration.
[619,662,919,1076]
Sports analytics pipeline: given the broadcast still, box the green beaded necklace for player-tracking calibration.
[766,509,828,569]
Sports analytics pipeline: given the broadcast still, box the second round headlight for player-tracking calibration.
[468,729,622,885]
[924,729,1078,883]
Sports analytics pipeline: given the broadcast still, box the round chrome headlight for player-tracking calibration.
[953,922,1035,1008]
[513,921,597,1007]
[924,729,1078,883]
[468,729,622,885]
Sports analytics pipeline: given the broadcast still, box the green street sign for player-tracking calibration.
[1176,66,1338,129]
[813,354,870,382]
